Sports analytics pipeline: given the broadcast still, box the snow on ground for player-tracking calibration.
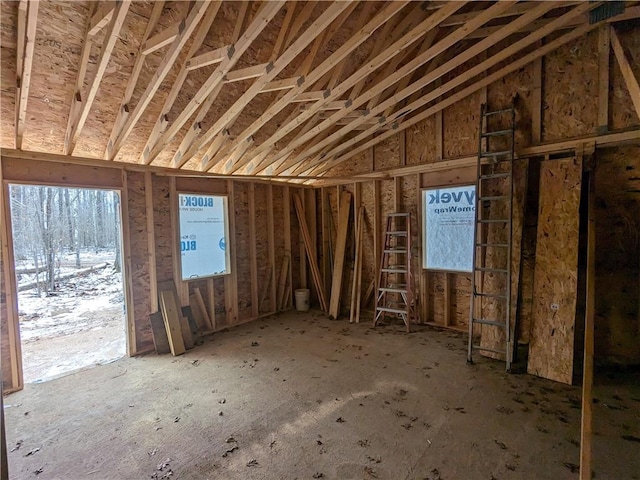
[17,252,126,384]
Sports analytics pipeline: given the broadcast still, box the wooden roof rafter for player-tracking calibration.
[250,0,500,175]
[140,1,286,165]
[14,0,38,150]
[285,29,443,177]
[171,0,255,169]
[64,0,130,156]
[105,1,210,160]
[206,2,361,173]
[197,0,413,175]
[277,0,557,175]
[313,3,612,176]
[169,1,352,170]
[138,2,223,166]
[103,0,165,161]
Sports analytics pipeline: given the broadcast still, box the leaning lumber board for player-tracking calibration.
[293,193,328,311]
[350,206,364,323]
[159,290,185,356]
[329,190,352,319]
[180,315,194,350]
[189,294,208,331]
[193,287,212,330]
[277,255,290,310]
[149,311,170,354]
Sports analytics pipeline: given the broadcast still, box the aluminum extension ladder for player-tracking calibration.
[373,213,416,332]
[467,104,516,371]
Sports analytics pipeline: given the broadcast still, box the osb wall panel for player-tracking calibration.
[542,31,598,142]
[126,172,153,353]
[233,182,252,320]
[479,160,528,360]
[609,24,640,131]
[254,184,273,314]
[594,146,640,365]
[443,90,482,159]
[487,63,534,150]
[406,117,438,165]
[528,157,582,384]
[152,176,173,283]
[325,150,371,178]
[374,135,400,170]
[272,186,286,309]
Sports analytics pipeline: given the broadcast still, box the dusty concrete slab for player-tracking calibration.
[3,310,639,479]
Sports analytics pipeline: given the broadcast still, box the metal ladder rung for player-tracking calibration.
[480,150,512,158]
[481,129,512,137]
[388,213,410,217]
[382,268,407,273]
[376,306,408,315]
[384,249,407,253]
[478,219,509,223]
[379,287,407,294]
[475,243,509,247]
[484,108,513,116]
[479,172,510,180]
[472,318,506,327]
[386,231,407,236]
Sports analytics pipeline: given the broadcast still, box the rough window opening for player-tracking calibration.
[9,185,127,383]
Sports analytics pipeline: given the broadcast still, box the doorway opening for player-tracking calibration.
[9,185,127,383]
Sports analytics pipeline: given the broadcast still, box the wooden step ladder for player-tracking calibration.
[373,213,415,332]
[467,103,516,371]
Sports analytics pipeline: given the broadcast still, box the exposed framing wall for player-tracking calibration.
[0,156,298,392]
[319,25,640,380]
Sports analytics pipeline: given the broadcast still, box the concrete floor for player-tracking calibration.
[4,310,639,480]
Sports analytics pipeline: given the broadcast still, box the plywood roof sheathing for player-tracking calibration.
[104,1,165,161]
[183,2,352,171]
[142,1,285,165]
[214,1,410,175]
[106,1,210,160]
[64,0,130,155]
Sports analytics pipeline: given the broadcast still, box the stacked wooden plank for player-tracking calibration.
[151,281,215,356]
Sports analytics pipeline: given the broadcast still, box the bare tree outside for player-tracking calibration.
[9,185,126,383]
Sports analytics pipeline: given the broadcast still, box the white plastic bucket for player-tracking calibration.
[294,289,310,312]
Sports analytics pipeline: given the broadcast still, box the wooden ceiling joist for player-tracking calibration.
[318,4,610,174]
[280,0,555,174]
[141,20,180,56]
[88,1,115,37]
[14,0,38,150]
[106,1,210,160]
[202,1,411,174]
[64,0,130,156]
[186,45,230,71]
[174,1,351,170]
[142,1,285,165]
